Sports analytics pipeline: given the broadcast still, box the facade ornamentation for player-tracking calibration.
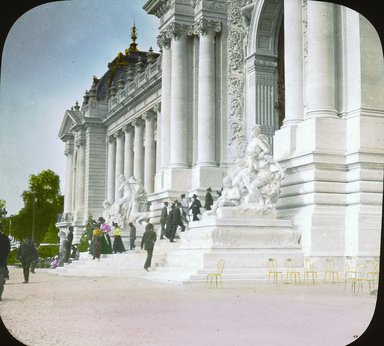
[157,31,171,49]
[165,22,191,41]
[193,18,222,36]
[64,141,74,156]
[227,0,248,161]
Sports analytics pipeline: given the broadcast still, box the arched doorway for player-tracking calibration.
[244,0,284,142]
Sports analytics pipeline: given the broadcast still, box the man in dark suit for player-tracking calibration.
[159,201,168,239]
[169,200,185,242]
[128,222,136,250]
[140,218,157,271]
[16,237,38,284]
[204,187,214,211]
[0,223,11,301]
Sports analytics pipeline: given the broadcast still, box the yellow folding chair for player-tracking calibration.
[344,256,360,289]
[365,258,380,288]
[324,258,339,283]
[267,258,283,284]
[205,259,225,288]
[304,257,317,284]
[285,258,301,284]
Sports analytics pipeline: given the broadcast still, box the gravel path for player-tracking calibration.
[0,266,379,346]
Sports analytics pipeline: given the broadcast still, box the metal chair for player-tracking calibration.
[285,258,301,284]
[365,258,380,288]
[267,258,283,284]
[324,258,339,283]
[350,261,375,295]
[304,257,317,284]
[344,256,360,289]
[205,259,225,288]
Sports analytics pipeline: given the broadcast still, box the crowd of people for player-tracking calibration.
[0,188,217,292]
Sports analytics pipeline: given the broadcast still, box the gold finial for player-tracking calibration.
[131,20,137,44]
[126,21,139,54]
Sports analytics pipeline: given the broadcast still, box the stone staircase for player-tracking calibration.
[50,238,282,285]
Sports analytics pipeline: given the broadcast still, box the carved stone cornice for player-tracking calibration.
[193,18,222,36]
[143,0,171,19]
[255,59,278,69]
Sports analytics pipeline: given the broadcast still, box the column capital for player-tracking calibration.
[64,141,74,156]
[143,110,157,123]
[193,18,221,36]
[113,129,124,138]
[75,133,86,147]
[165,22,192,41]
[122,123,134,133]
[131,117,145,128]
[153,102,161,114]
[107,134,116,144]
[157,31,171,49]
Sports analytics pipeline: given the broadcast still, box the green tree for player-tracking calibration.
[41,222,60,244]
[0,198,7,221]
[11,169,64,244]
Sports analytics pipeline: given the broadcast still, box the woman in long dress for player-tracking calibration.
[112,222,126,253]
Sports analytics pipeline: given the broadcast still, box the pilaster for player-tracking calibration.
[106,135,116,203]
[114,130,125,199]
[144,111,157,193]
[195,18,221,167]
[132,117,145,184]
[123,124,134,179]
[64,138,74,214]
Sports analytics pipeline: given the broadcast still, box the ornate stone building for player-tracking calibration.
[58,0,383,261]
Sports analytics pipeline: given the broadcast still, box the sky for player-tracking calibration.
[0,0,159,215]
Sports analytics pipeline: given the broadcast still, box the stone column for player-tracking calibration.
[306,1,338,118]
[144,111,157,193]
[195,19,221,166]
[157,33,171,170]
[115,130,125,199]
[153,103,161,173]
[123,124,134,179]
[74,134,85,221]
[132,117,144,184]
[64,138,74,214]
[283,0,304,126]
[106,135,116,204]
[169,23,189,167]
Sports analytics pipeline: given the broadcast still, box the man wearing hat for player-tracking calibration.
[141,217,157,271]
[189,194,202,221]
[204,187,214,211]
[159,201,169,239]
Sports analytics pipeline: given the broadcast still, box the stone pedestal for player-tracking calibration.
[154,207,303,273]
[181,207,301,250]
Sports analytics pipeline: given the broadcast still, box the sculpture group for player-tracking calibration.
[103,175,149,228]
[209,124,285,216]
